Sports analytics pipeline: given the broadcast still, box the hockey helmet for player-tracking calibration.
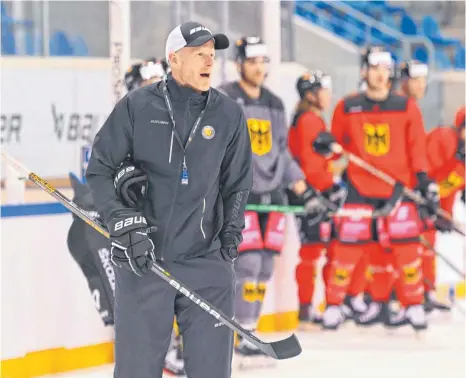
[398,60,429,80]
[360,45,393,70]
[124,58,166,92]
[235,36,269,63]
[296,70,332,99]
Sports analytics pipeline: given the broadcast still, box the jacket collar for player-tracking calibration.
[166,73,208,104]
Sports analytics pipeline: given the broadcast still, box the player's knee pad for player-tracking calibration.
[376,202,423,251]
[238,212,264,253]
[334,204,375,244]
[257,252,275,283]
[235,252,263,280]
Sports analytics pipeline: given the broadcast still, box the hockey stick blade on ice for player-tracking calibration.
[1,151,302,360]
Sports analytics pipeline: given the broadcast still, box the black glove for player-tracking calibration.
[301,183,346,215]
[108,210,156,276]
[434,217,453,233]
[313,131,336,156]
[415,172,440,220]
[114,159,148,208]
[373,182,404,217]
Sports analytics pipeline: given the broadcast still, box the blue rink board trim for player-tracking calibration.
[1,202,70,218]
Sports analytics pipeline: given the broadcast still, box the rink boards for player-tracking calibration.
[1,199,465,377]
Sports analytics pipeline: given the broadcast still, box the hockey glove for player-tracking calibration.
[114,159,148,209]
[414,172,440,220]
[373,182,404,217]
[108,211,156,276]
[313,131,336,156]
[434,217,453,233]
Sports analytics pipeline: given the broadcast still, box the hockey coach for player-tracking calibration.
[86,21,252,378]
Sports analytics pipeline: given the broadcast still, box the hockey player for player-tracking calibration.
[422,105,465,312]
[218,37,338,363]
[124,57,166,91]
[288,71,347,326]
[313,46,439,331]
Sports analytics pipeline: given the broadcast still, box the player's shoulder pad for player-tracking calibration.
[216,81,237,97]
[261,86,285,111]
[343,92,409,113]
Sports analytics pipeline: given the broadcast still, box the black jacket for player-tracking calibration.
[86,75,252,261]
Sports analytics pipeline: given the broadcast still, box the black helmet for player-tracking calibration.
[398,59,429,80]
[235,36,269,63]
[296,70,331,99]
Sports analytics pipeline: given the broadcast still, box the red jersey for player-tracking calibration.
[427,126,465,215]
[331,93,428,198]
[288,110,333,191]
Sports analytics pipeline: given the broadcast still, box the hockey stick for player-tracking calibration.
[419,235,466,280]
[331,144,466,236]
[246,204,373,218]
[1,151,301,360]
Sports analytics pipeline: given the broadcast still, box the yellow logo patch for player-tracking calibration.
[333,268,350,286]
[247,118,272,156]
[242,282,257,303]
[438,171,464,198]
[201,125,215,140]
[363,123,390,156]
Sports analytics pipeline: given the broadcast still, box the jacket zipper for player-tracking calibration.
[200,198,206,239]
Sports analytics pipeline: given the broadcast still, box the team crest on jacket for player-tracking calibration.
[247,119,272,156]
[201,125,215,139]
[363,123,390,156]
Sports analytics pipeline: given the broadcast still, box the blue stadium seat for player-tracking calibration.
[400,14,418,35]
[49,30,74,56]
[435,49,452,69]
[25,29,35,55]
[1,24,15,55]
[73,35,89,56]
[422,16,461,47]
[413,46,429,63]
[454,46,465,69]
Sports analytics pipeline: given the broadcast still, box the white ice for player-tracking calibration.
[43,304,465,378]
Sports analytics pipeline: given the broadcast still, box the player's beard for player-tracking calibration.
[241,68,265,88]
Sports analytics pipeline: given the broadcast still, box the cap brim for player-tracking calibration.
[186,33,230,50]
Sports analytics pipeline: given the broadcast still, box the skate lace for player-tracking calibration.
[360,302,381,323]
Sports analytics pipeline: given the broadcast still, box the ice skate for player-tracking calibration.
[424,291,451,313]
[163,338,186,377]
[355,301,391,327]
[322,305,345,330]
[298,304,323,330]
[386,304,428,332]
[234,334,275,370]
[343,295,368,321]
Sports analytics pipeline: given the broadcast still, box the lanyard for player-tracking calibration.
[162,80,210,185]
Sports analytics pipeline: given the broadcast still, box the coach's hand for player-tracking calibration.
[107,210,156,276]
